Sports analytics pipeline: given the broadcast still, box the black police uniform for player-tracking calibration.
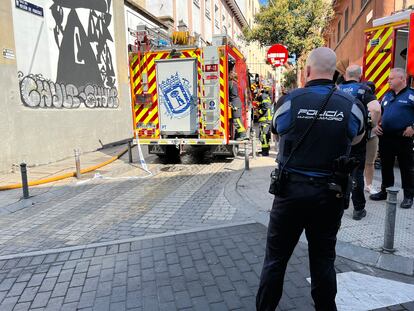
[371,86,414,207]
[337,80,375,218]
[256,79,365,311]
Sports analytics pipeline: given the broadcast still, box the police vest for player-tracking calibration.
[337,82,366,102]
[337,82,369,116]
[338,82,371,150]
[381,87,414,133]
[278,88,353,174]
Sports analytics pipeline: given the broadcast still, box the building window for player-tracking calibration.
[344,8,349,32]
[205,0,211,19]
[361,0,368,8]
[194,0,200,8]
[337,20,341,42]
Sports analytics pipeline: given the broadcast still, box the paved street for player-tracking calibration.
[0,145,413,310]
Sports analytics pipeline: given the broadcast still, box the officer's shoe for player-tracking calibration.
[369,190,387,201]
[400,197,413,209]
[352,209,367,220]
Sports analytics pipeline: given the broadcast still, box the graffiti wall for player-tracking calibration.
[12,0,119,109]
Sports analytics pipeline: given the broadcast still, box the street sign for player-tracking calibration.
[267,44,288,67]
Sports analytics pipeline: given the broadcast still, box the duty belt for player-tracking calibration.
[285,171,330,184]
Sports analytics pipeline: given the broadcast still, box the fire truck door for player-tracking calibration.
[407,12,414,77]
[156,58,198,135]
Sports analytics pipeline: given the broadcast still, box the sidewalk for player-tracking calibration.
[0,144,148,214]
[236,149,414,275]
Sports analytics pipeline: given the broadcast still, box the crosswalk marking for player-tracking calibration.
[307,272,414,311]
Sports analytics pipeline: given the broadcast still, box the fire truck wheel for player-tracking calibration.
[165,145,180,159]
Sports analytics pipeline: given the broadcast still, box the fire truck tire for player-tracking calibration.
[165,145,180,159]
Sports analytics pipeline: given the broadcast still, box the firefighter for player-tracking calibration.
[229,71,248,141]
[258,90,273,156]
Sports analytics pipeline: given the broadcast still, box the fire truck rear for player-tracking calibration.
[362,9,414,99]
[129,27,251,158]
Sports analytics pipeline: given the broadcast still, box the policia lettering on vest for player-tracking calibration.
[256,48,366,311]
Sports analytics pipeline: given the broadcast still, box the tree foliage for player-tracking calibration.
[282,68,298,90]
[243,0,333,61]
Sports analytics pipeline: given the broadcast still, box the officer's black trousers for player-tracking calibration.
[256,180,344,311]
[350,151,366,211]
[379,135,414,197]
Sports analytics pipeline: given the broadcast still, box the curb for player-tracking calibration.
[0,147,129,191]
[228,170,414,276]
[0,221,257,261]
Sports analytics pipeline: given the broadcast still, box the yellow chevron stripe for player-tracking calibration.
[143,107,158,124]
[366,28,384,52]
[375,62,391,86]
[136,107,148,123]
[377,83,389,99]
[365,40,393,76]
[366,27,393,63]
[132,56,146,91]
[369,54,391,82]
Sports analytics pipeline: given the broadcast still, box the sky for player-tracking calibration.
[259,0,268,4]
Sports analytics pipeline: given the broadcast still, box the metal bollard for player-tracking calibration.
[20,163,30,199]
[251,129,257,159]
[74,149,81,179]
[382,187,400,253]
[128,141,133,163]
[244,142,250,170]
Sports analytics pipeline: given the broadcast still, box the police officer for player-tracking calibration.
[229,71,248,141]
[370,68,414,209]
[338,65,381,220]
[256,47,365,311]
[258,91,273,156]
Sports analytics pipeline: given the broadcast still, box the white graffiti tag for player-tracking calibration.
[18,72,119,109]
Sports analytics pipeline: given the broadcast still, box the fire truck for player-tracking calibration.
[128,26,251,158]
[363,9,414,99]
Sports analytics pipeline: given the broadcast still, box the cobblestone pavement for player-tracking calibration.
[0,223,412,311]
[0,152,249,257]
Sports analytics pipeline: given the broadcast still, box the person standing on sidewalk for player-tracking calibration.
[364,81,381,195]
[258,91,273,156]
[338,65,381,220]
[229,71,248,141]
[370,68,414,209]
[256,47,365,311]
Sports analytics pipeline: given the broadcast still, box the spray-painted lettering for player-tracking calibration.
[18,72,119,109]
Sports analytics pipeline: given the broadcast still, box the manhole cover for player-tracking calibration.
[160,166,185,172]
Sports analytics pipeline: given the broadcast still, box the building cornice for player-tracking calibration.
[224,0,250,29]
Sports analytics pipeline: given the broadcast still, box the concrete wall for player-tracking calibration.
[0,0,133,172]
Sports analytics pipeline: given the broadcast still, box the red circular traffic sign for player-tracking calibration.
[267,44,288,67]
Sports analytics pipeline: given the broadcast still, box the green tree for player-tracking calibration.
[244,0,333,62]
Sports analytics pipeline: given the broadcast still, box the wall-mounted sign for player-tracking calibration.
[3,49,15,60]
[370,38,380,47]
[15,0,44,17]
